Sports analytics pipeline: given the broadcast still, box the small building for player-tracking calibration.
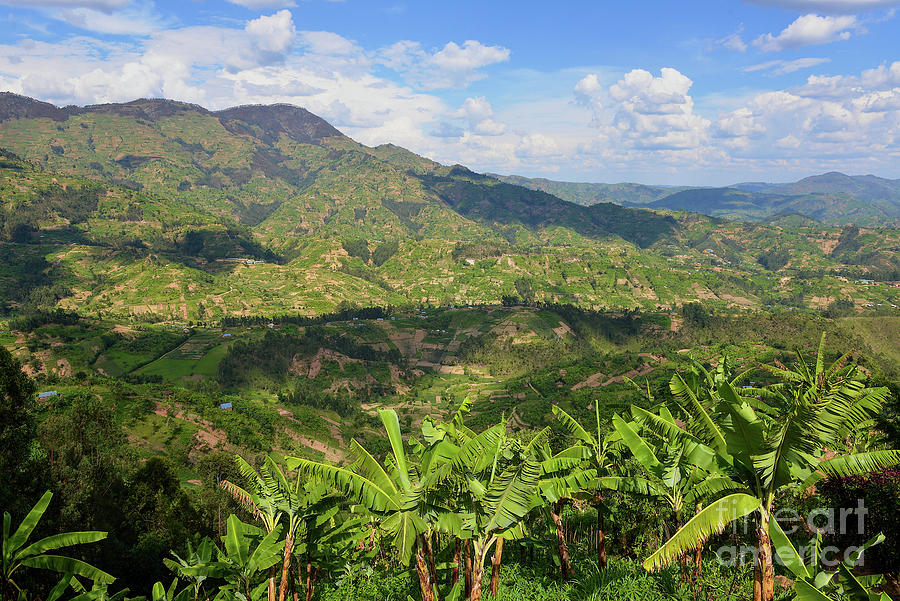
[219,402,233,410]
[38,391,59,399]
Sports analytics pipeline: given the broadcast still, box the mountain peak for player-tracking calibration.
[214,103,344,145]
[79,98,211,121]
[0,92,68,123]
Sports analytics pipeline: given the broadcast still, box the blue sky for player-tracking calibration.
[1,0,899,185]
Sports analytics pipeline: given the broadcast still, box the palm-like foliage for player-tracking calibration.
[222,455,314,601]
[288,409,435,600]
[430,416,541,601]
[769,519,891,601]
[550,403,621,568]
[2,491,114,601]
[643,343,900,601]
[180,515,283,601]
[163,537,215,601]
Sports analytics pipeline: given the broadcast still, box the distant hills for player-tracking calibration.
[1,92,899,319]
[492,172,900,227]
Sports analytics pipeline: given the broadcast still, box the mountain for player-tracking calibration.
[0,93,675,250]
[1,93,899,320]
[496,172,900,227]
[488,173,688,206]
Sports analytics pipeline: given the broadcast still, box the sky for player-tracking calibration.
[0,0,899,185]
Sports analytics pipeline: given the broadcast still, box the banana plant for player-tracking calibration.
[290,493,370,601]
[2,491,114,601]
[202,515,284,601]
[643,344,900,601]
[610,401,739,560]
[163,537,215,601]
[447,419,541,601]
[151,579,192,601]
[550,403,621,568]
[288,410,436,600]
[403,408,542,601]
[221,456,285,601]
[524,426,593,581]
[769,519,891,601]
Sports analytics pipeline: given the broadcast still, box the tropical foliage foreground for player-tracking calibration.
[2,335,900,601]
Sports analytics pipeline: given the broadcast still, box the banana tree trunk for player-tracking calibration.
[269,566,277,601]
[415,537,435,601]
[754,508,774,601]
[464,539,473,599]
[551,499,573,580]
[470,538,491,601]
[452,538,460,585]
[426,532,440,601]
[489,537,504,597]
[305,551,315,601]
[292,563,300,601]
[277,534,294,601]
[596,493,607,569]
[694,503,704,575]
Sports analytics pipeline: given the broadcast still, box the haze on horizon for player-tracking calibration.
[1,0,899,186]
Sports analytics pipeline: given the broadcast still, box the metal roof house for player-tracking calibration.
[38,391,58,398]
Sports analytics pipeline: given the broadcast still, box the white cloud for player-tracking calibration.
[377,39,510,89]
[744,0,900,13]
[246,10,296,54]
[710,62,900,162]
[226,0,297,8]
[744,57,831,74]
[754,14,860,51]
[0,0,128,11]
[574,68,711,158]
[298,31,359,56]
[516,133,559,158]
[717,25,748,52]
[446,97,507,136]
[53,4,166,35]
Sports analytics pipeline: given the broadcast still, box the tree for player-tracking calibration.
[642,341,900,601]
[0,346,38,517]
[525,427,593,581]
[2,491,114,601]
[288,410,433,600]
[419,416,541,601]
[200,515,284,601]
[551,403,620,568]
[610,404,735,570]
[220,455,290,601]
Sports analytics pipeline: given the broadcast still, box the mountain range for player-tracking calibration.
[1,92,899,320]
[492,172,900,227]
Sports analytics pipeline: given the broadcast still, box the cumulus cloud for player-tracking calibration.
[754,14,860,51]
[246,10,296,54]
[744,0,900,13]
[377,39,510,89]
[744,57,831,74]
[516,133,559,158]
[573,67,711,160]
[711,62,900,161]
[447,96,507,136]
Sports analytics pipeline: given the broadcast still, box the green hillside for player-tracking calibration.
[1,93,899,323]
[496,171,900,227]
